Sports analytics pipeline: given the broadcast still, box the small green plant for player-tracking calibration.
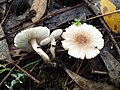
[22,59,41,69]
[4,72,24,90]
[0,64,11,74]
[72,19,81,26]
[0,64,24,90]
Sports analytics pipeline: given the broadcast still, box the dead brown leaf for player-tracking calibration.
[64,67,118,90]
[0,25,12,61]
[100,0,120,34]
[100,49,120,87]
[31,0,48,23]
[10,49,27,57]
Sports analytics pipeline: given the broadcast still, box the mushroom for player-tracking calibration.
[40,29,63,59]
[62,23,104,59]
[14,26,51,63]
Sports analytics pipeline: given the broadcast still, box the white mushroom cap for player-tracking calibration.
[40,29,63,59]
[40,37,51,46]
[40,29,63,46]
[14,26,51,63]
[50,29,63,39]
[14,26,50,52]
[62,23,104,59]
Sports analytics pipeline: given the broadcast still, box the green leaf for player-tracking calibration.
[22,59,41,69]
[0,68,10,74]
[11,74,18,78]
[4,72,24,89]
[72,19,81,26]
[18,73,24,78]
[10,80,17,88]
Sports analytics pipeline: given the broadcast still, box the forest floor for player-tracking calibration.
[0,0,120,90]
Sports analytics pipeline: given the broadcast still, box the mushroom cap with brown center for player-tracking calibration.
[14,26,50,52]
[61,23,104,59]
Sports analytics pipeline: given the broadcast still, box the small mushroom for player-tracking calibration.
[40,37,51,46]
[50,29,63,39]
[50,37,56,59]
[14,26,51,63]
[62,23,104,59]
[40,29,63,59]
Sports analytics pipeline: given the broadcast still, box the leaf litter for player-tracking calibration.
[0,0,120,89]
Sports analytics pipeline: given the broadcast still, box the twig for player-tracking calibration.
[76,59,83,73]
[79,60,93,75]
[0,62,18,87]
[91,69,108,75]
[65,60,78,85]
[5,60,40,84]
[14,64,40,83]
[100,49,120,87]
[64,66,118,90]
[0,4,81,41]
[0,4,12,25]
[0,55,29,87]
[3,53,36,65]
[83,0,120,56]
[86,9,120,21]
[65,60,83,85]
[29,61,39,73]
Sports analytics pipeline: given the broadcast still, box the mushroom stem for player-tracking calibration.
[30,38,51,63]
[50,37,56,59]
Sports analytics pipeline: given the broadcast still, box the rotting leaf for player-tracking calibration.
[64,67,118,90]
[0,25,12,61]
[100,49,120,88]
[31,0,48,23]
[45,5,91,30]
[64,67,90,90]
[10,49,27,57]
[100,0,120,34]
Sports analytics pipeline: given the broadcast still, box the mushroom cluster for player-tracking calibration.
[14,26,51,63]
[40,29,63,59]
[61,23,104,59]
[14,26,62,64]
[14,23,104,63]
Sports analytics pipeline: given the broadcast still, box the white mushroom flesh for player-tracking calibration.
[50,29,63,39]
[30,38,50,63]
[14,26,51,63]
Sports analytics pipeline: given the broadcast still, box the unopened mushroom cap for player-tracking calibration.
[50,29,63,39]
[40,29,63,46]
[40,37,51,46]
[14,26,50,52]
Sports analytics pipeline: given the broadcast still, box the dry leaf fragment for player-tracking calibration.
[10,49,27,57]
[0,25,12,61]
[100,0,120,34]
[100,49,120,88]
[64,67,118,90]
[31,0,47,23]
